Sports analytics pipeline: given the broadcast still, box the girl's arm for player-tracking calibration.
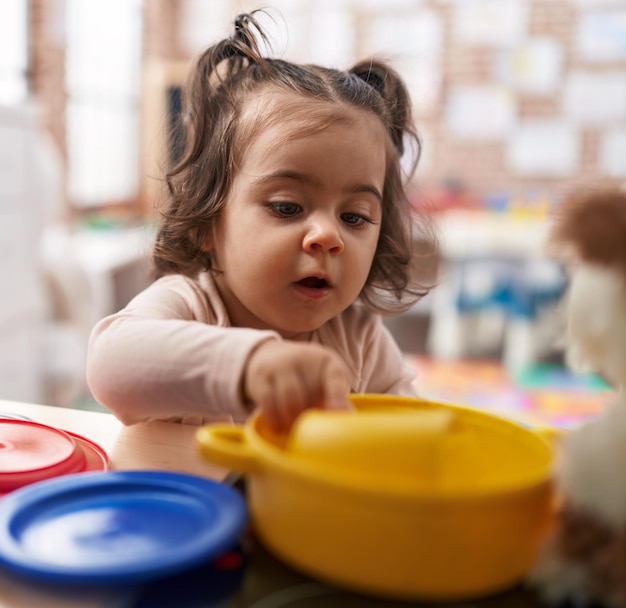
[86,275,279,425]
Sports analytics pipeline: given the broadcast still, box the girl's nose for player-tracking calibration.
[303,216,344,254]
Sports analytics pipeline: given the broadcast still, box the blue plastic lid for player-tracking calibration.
[0,412,33,421]
[0,470,247,585]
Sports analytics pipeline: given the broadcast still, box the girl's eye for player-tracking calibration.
[270,202,301,217]
[341,212,372,227]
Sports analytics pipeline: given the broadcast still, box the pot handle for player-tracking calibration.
[196,424,262,473]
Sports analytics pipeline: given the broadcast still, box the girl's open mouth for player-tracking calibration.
[297,277,328,289]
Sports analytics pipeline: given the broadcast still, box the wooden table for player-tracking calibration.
[0,400,229,608]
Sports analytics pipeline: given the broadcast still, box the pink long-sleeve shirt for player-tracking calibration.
[86,272,417,425]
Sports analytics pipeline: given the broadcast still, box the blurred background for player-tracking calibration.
[0,0,624,425]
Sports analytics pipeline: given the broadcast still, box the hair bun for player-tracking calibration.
[351,65,386,96]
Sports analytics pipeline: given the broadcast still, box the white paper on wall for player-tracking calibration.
[405,58,442,114]
[451,0,528,48]
[577,10,626,61]
[494,38,563,93]
[358,0,423,8]
[446,86,517,140]
[274,13,310,62]
[179,1,315,61]
[308,6,355,66]
[601,128,626,177]
[363,10,443,111]
[180,0,232,54]
[564,72,626,125]
[363,10,443,58]
[507,121,580,176]
[576,0,626,6]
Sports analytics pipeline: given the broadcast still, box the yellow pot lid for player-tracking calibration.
[274,395,554,496]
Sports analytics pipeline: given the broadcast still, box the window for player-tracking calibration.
[65,0,143,208]
[0,0,29,105]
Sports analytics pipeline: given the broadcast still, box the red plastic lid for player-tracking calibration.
[0,420,108,493]
[65,430,110,472]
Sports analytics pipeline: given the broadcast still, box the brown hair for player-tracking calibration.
[550,188,626,280]
[153,11,438,314]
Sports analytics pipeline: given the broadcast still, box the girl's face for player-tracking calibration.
[209,100,387,338]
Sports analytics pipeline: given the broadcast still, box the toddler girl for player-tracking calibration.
[86,11,438,431]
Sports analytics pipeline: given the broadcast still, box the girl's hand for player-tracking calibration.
[243,340,352,432]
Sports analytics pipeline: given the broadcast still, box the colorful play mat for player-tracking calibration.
[407,356,615,430]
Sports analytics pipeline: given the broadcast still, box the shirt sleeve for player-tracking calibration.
[86,275,279,425]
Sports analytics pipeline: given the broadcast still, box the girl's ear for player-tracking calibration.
[185,224,212,253]
[201,222,220,252]
[200,234,214,252]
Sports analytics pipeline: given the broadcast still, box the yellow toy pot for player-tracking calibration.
[196,395,555,601]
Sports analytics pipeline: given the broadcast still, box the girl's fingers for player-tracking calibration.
[244,340,353,432]
[325,393,353,411]
[271,371,308,431]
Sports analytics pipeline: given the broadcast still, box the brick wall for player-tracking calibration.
[28,0,626,215]
[409,0,625,202]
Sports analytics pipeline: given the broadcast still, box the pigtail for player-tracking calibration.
[155,12,272,278]
[184,11,271,138]
[349,60,421,174]
[193,12,271,91]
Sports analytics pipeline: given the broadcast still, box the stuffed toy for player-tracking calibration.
[527,188,626,607]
